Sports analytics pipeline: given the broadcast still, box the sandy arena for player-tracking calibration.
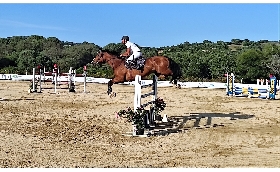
[0,80,279,167]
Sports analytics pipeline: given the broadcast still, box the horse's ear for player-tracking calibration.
[99,48,103,53]
[97,48,102,54]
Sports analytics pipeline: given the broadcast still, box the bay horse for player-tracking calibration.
[92,49,182,97]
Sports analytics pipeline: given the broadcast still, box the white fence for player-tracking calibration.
[2,73,279,90]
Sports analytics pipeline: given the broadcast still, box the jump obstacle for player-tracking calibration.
[133,74,158,135]
[29,64,87,94]
[257,78,280,87]
[226,73,277,99]
[28,66,43,93]
[256,79,269,86]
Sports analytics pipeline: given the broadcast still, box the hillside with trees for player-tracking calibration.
[0,35,279,83]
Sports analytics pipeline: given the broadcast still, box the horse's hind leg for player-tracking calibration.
[169,76,181,89]
[170,76,177,84]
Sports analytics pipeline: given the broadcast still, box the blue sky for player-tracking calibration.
[0,3,279,48]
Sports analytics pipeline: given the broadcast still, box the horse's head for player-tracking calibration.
[92,49,107,65]
[92,49,123,66]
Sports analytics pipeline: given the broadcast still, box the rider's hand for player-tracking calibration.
[120,54,126,58]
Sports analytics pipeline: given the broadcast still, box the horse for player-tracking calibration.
[92,49,182,97]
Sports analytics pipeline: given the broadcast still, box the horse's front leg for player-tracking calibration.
[107,79,118,98]
[107,76,125,98]
[107,79,113,95]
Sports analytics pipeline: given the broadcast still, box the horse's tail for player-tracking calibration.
[166,57,182,84]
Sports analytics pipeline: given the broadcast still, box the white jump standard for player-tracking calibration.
[68,67,76,92]
[28,65,43,93]
[134,74,158,135]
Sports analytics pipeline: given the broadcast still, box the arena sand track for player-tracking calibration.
[0,81,279,168]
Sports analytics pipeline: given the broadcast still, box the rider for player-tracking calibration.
[120,36,142,67]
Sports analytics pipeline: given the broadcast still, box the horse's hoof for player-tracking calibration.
[109,92,116,98]
[177,84,181,89]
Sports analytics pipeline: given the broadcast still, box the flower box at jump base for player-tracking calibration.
[116,74,167,136]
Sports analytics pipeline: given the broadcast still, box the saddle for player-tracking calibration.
[125,56,145,70]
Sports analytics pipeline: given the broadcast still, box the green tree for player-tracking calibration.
[103,43,125,54]
[236,49,269,82]
[16,50,38,74]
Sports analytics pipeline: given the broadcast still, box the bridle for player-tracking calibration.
[92,51,104,64]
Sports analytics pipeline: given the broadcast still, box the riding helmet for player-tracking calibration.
[121,36,129,41]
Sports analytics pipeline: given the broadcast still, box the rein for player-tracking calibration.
[104,53,124,69]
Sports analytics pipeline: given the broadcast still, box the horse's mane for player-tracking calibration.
[102,49,120,57]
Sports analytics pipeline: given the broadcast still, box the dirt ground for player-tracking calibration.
[0,80,279,168]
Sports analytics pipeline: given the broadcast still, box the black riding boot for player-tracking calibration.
[125,60,133,69]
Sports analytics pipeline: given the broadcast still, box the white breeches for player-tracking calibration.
[126,51,142,62]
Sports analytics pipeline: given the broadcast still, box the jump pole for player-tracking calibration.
[53,64,58,94]
[32,68,36,92]
[83,65,87,93]
[68,67,76,92]
[54,73,57,93]
[39,69,42,93]
[269,76,277,99]
[226,73,234,96]
[37,65,42,93]
[31,66,42,93]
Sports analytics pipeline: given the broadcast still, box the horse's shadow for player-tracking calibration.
[149,112,254,136]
